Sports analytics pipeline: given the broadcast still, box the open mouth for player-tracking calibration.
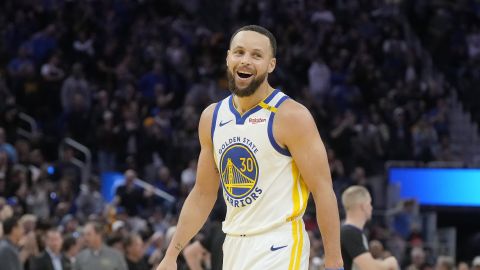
[236,71,253,79]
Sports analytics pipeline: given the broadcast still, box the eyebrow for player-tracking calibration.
[232,46,265,54]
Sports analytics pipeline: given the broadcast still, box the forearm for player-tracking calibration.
[314,188,343,268]
[164,187,217,259]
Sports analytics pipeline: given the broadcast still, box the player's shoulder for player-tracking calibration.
[201,103,218,118]
[199,102,220,127]
[275,97,313,124]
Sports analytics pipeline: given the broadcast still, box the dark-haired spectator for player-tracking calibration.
[61,235,80,265]
[0,216,24,270]
[124,233,150,270]
[30,229,71,270]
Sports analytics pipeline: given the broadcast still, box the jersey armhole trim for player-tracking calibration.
[211,101,223,142]
[268,95,291,156]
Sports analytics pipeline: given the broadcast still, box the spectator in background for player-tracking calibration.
[307,56,331,104]
[95,110,118,173]
[40,53,65,116]
[75,177,104,221]
[0,216,24,270]
[30,229,71,270]
[183,204,225,270]
[406,247,427,270]
[0,127,17,163]
[472,256,480,270]
[52,147,81,194]
[114,170,149,217]
[411,115,438,162]
[123,233,150,270]
[29,24,58,65]
[180,159,196,192]
[392,199,421,240]
[456,261,470,270]
[0,150,10,190]
[7,46,35,94]
[340,186,399,270]
[61,63,91,113]
[74,222,127,270]
[138,62,169,100]
[435,256,454,270]
[457,261,469,270]
[369,240,391,260]
[0,75,12,113]
[61,235,80,265]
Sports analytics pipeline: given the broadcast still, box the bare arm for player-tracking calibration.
[275,100,343,269]
[354,253,399,270]
[156,104,220,270]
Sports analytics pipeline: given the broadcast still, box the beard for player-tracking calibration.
[227,69,267,97]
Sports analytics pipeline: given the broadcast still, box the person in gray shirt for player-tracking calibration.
[0,216,24,270]
[74,221,127,270]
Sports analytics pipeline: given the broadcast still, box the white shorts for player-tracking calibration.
[222,220,310,270]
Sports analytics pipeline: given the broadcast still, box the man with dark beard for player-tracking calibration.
[156,25,344,270]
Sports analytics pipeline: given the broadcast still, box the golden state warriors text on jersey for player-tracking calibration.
[219,137,263,208]
[211,89,310,236]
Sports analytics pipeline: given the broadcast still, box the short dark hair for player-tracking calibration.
[2,216,19,235]
[123,233,140,249]
[230,25,277,57]
[62,235,77,252]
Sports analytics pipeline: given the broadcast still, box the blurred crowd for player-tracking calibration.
[0,0,478,269]
[403,0,480,125]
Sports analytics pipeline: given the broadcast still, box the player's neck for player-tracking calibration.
[233,83,274,114]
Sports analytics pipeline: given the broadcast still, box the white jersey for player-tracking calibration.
[211,89,310,236]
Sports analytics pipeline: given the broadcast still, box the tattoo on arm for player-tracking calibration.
[174,243,184,252]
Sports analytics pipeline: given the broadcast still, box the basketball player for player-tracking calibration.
[340,186,399,270]
[156,25,343,270]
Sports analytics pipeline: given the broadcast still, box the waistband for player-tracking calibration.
[225,218,304,238]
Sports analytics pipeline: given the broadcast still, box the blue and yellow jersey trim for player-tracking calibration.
[288,161,309,269]
[267,94,291,156]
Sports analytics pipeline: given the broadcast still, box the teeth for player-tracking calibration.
[237,70,252,75]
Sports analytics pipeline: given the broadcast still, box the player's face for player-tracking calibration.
[227,31,276,97]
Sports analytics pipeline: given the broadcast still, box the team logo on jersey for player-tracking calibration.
[220,143,258,198]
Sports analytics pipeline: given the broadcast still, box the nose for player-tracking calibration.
[240,53,252,65]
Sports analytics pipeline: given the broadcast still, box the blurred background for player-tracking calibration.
[0,0,480,269]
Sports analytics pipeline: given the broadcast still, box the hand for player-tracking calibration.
[156,258,177,270]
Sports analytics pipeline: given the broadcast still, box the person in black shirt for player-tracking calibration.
[114,170,147,216]
[183,202,225,270]
[123,233,150,270]
[340,185,398,270]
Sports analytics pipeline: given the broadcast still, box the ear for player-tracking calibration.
[268,57,276,73]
